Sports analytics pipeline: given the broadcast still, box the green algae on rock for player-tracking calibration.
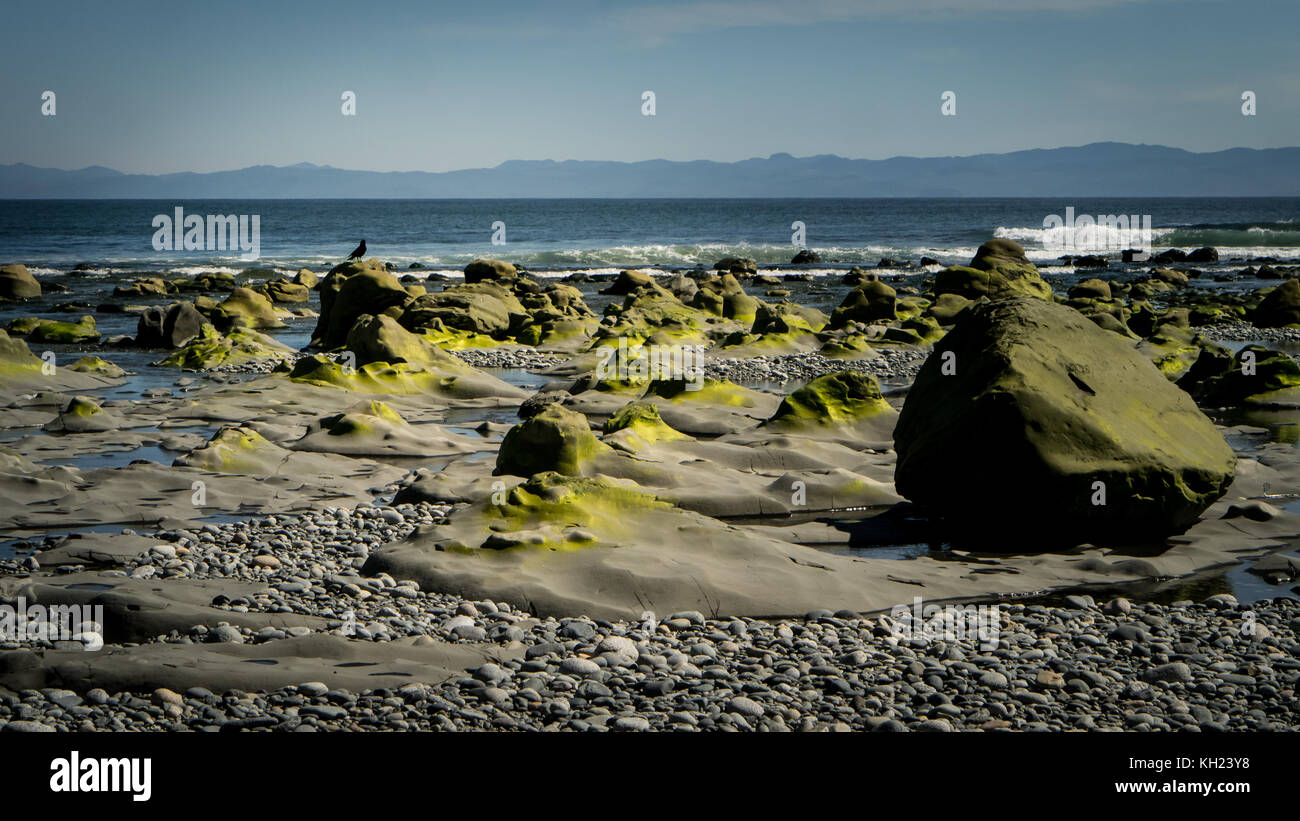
[346,313,465,369]
[830,280,897,328]
[487,472,668,544]
[766,371,893,430]
[933,239,1052,301]
[260,278,310,304]
[25,315,100,344]
[0,328,44,373]
[43,395,118,433]
[210,287,286,331]
[924,293,974,326]
[894,296,1236,546]
[644,376,765,408]
[1193,345,1300,409]
[602,401,690,450]
[1252,278,1300,328]
[68,355,127,377]
[288,353,522,400]
[312,259,412,348]
[496,405,612,478]
[159,323,295,370]
[463,258,518,284]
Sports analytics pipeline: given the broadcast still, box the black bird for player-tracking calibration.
[347,239,366,260]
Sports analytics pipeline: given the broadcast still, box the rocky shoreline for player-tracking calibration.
[2,243,1299,732]
[4,581,1295,731]
[450,347,928,384]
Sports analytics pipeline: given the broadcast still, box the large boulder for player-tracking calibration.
[0,328,42,370]
[136,302,205,349]
[924,293,974,326]
[27,315,99,344]
[713,258,756,276]
[210,287,284,332]
[894,297,1235,545]
[262,278,310,304]
[312,259,411,348]
[601,269,656,295]
[495,405,612,478]
[933,239,1051,301]
[765,371,896,443]
[345,313,463,369]
[0,264,41,300]
[830,280,897,327]
[1192,345,1300,408]
[463,259,517,284]
[1068,278,1111,300]
[400,283,524,339]
[159,323,295,370]
[1252,279,1300,328]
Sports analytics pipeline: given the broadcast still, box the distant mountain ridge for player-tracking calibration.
[2,143,1298,198]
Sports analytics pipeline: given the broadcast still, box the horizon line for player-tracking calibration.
[7,141,1300,178]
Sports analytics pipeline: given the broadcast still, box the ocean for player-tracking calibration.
[2,197,1298,278]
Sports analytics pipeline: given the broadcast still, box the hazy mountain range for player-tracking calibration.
[2,143,1298,198]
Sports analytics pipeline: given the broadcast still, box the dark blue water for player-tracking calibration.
[2,198,1297,277]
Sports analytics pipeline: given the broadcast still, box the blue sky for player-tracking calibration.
[2,0,1296,173]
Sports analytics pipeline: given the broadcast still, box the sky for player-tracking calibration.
[1,0,1297,174]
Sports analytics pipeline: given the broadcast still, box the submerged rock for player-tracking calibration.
[894,296,1236,545]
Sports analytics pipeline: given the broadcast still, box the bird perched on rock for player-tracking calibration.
[347,239,366,260]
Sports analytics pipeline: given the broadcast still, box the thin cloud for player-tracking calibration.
[611,0,1178,38]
